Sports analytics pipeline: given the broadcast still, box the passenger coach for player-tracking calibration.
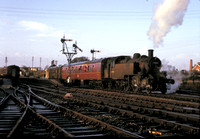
[62,59,103,86]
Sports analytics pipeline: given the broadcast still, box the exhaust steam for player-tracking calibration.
[148,0,189,48]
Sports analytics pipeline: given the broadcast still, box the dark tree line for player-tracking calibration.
[71,56,89,63]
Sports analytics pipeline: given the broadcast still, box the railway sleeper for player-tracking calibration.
[32,85,200,116]
[73,95,200,128]
[28,88,143,138]
[161,120,199,135]
[72,97,200,135]
[29,86,200,136]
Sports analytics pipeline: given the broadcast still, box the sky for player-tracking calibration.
[0,0,199,71]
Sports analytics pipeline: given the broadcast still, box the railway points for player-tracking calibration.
[16,78,200,137]
[0,83,142,138]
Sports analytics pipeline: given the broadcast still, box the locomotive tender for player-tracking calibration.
[48,49,174,94]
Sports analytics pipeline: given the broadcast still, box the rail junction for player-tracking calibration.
[0,78,199,137]
[0,83,142,138]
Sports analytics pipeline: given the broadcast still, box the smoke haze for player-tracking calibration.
[148,0,189,48]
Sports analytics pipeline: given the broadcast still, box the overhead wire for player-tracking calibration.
[0,6,199,14]
[0,6,199,21]
[0,6,152,14]
[0,6,156,18]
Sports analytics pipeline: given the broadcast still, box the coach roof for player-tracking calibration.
[63,58,105,67]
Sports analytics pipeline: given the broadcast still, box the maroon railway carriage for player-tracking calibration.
[62,59,103,86]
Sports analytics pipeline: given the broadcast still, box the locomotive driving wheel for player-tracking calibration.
[132,76,140,93]
[107,80,112,90]
[146,84,152,94]
[133,85,139,93]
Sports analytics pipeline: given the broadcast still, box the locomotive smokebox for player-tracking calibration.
[148,49,154,58]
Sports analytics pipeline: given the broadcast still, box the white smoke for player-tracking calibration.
[148,0,189,48]
[161,59,192,94]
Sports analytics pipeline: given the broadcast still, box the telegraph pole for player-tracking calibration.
[32,56,34,68]
[40,57,42,70]
[60,35,83,84]
[5,57,8,67]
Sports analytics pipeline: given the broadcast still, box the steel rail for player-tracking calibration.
[7,87,31,138]
[29,85,200,135]
[4,86,74,138]
[72,94,200,134]
[0,88,11,106]
[28,85,143,138]
[19,85,74,137]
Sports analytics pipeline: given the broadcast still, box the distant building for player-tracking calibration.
[192,62,200,72]
[20,67,41,77]
[30,67,39,71]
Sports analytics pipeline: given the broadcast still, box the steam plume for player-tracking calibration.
[148,0,189,48]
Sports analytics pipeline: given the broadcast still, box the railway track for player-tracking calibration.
[0,86,141,138]
[28,84,200,137]
[0,87,72,138]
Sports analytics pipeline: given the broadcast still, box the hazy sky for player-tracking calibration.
[0,0,199,70]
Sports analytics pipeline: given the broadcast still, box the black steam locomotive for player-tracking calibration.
[97,49,175,94]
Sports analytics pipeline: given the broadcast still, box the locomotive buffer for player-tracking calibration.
[60,35,83,84]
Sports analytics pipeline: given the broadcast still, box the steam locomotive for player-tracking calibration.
[48,49,174,94]
[0,65,20,87]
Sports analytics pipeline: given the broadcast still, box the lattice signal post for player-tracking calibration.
[60,35,83,83]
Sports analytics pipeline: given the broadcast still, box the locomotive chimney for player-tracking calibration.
[190,59,193,72]
[148,49,154,58]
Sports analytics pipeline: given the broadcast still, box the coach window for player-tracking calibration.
[92,65,95,72]
[90,65,92,72]
[97,64,99,72]
[71,67,74,73]
[75,67,78,73]
[83,66,86,72]
[111,61,115,68]
[84,66,86,72]
[79,66,82,73]
[65,68,68,74]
